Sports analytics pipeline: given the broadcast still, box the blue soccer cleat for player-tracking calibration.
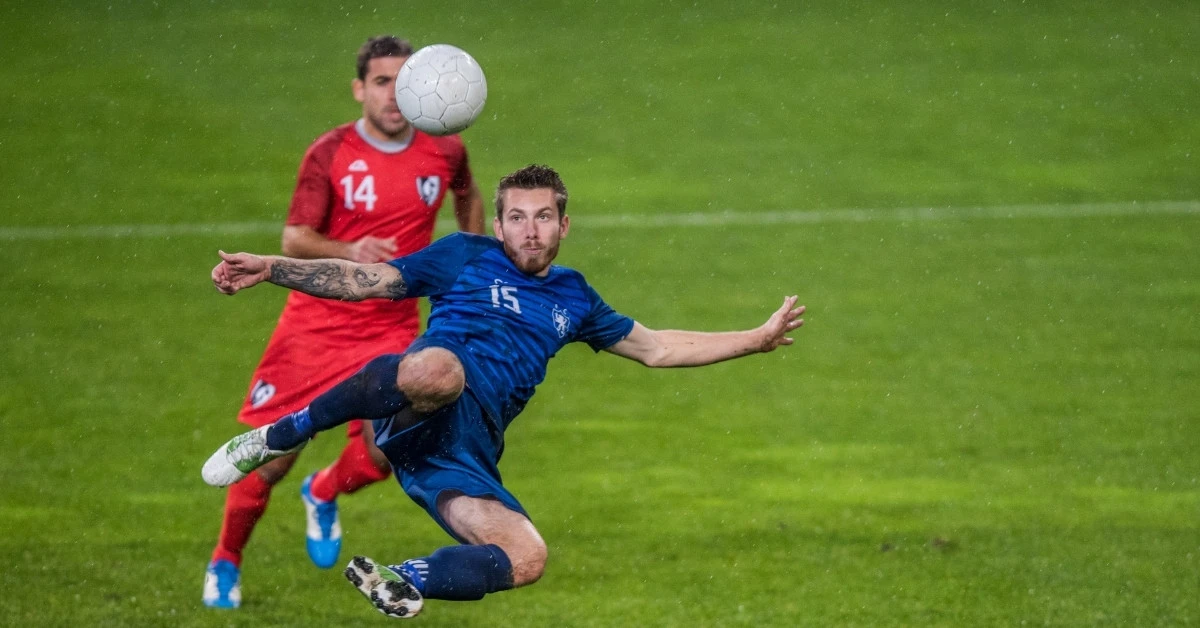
[344,556,424,619]
[202,559,241,609]
[301,473,342,569]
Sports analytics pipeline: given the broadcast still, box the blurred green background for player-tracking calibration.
[1,1,1197,625]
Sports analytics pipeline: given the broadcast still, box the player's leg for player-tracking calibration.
[301,421,391,568]
[211,454,300,565]
[212,453,300,564]
[205,324,382,607]
[431,492,548,590]
[271,347,464,449]
[346,494,542,618]
[203,348,464,486]
[311,421,392,502]
[204,329,319,609]
[204,452,299,608]
[345,389,541,617]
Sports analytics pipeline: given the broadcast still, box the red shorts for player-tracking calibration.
[237,322,418,438]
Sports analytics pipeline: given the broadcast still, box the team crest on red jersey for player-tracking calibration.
[416,176,442,207]
[249,379,276,408]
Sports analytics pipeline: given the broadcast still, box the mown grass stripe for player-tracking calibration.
[2,201,1196,240]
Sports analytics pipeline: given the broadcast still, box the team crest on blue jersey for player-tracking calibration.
[552,305,571,338]
[416,176,442,207]
[250,379,276,408]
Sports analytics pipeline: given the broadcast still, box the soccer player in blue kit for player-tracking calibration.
[203,164,806,619]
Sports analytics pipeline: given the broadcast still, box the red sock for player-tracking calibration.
[211,471,272,567]
[310,435,391,502]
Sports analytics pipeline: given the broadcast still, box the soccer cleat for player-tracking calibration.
[202,424,306,487]
[300,472,343,569]
[202,559,242,609]
[344,556,424,619]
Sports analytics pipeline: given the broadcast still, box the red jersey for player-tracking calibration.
[278,120,474,342]
[237,121,474,426]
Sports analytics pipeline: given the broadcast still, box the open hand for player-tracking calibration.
[759,295,806,352]
[212,250,271,295]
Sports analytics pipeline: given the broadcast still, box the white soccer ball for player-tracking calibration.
[395,44,487,136]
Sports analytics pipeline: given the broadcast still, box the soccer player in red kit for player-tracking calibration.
[202,35,486,609]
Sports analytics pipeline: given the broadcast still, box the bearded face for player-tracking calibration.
[493,188,569,277]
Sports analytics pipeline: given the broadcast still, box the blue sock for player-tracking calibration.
[395,544,514,601]
[264,407,313,450]
[265,354,408,451]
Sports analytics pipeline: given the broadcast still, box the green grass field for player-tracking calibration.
[2,1,1197,625]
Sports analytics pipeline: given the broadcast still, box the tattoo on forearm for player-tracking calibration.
[268,259,408,301]
[269,260,358,300]
[354,267,407,300]
[384,275,407,300]
[354,268,381,288]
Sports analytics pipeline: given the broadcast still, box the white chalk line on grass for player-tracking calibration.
[1,200,1197,241]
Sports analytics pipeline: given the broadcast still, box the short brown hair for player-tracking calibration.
[494,164,569,217]
[356,35,414,80]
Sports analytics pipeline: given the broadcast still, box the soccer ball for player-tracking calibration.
[395,44,487,136]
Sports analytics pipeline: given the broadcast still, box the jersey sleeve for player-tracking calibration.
[576,283,635,352]
[386,232,492,298]
[285,130,343,230]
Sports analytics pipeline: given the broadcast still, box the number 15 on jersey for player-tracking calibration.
[491,282,521,314]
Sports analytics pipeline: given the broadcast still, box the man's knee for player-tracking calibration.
[504,536,548,587]
[438,493,547,588]
[396,348,464,413]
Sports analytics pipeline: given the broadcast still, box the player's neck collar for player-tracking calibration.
[354,119,413,154]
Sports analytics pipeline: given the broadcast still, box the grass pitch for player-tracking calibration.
[1,2,1197,626]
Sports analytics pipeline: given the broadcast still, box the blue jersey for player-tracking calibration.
[386,233,634,428]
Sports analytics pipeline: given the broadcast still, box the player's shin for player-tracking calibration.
[396,544,515,601]
[265,354,410,451]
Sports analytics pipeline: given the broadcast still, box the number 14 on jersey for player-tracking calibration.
[340,175,377,211]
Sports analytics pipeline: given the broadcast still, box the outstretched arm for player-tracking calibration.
[604,296,805,367]
[211,250,407,301]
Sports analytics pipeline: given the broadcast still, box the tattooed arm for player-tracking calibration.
[212,250,407,301]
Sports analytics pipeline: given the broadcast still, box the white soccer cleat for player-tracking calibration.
[201,424,306,487]
[344,556,424,619]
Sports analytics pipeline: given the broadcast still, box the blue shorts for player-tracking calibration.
[372,341,528,541]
